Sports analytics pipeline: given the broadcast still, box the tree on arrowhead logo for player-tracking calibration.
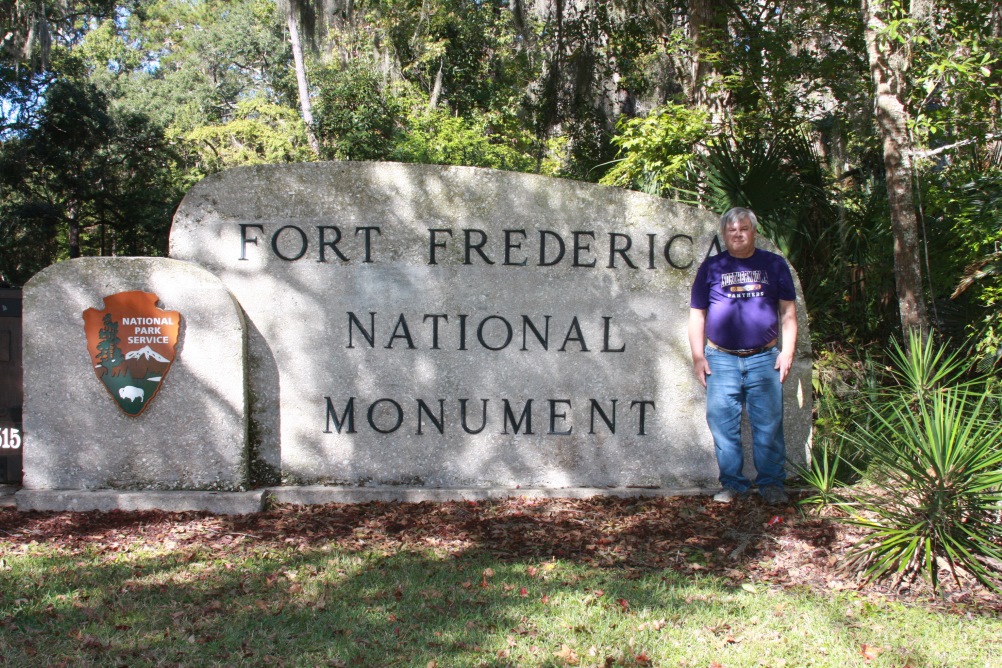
[82,291,182,416]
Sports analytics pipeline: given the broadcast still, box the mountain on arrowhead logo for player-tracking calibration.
[82,291,182,416]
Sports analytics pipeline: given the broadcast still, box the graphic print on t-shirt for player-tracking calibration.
[720,269,770,299]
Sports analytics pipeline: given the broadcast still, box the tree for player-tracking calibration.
[278,0,321,156]
[861,0,930,337]
[96,314,123,368]
[0,75,184,284]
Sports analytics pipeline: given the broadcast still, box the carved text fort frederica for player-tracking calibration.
[237,223,718,269]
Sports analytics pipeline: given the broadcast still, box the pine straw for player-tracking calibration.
[2,493,999,614]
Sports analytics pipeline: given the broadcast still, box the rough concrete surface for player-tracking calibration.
[15,489,264,514]
[170,162,813,490]
[22,258,249,491]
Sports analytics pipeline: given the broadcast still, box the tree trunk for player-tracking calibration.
[287,10,321,158]
[688,0,729,124]
[67,202,80,259]
[428,59,443,111]
[861,0,929,338]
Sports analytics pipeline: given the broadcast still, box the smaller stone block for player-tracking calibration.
[266,485,704,506]
[22,257,248,491]
[16,489,264,514]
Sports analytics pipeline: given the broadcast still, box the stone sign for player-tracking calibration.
[21,258,248,494]
[170,162,812,490]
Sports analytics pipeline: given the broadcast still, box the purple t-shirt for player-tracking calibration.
[690,248,796,351]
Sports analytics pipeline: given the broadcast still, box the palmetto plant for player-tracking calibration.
[794,440,850,513]
[840,332,1002,591]
[690,132,835,259]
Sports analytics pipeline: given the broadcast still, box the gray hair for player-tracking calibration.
[720,207,758,235]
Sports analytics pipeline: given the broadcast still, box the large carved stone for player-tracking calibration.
[170,162,812,490]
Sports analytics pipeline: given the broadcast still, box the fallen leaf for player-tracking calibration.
[553,644,580,665]
[860,644,884,661]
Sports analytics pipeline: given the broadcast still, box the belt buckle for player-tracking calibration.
[709,340,760,356]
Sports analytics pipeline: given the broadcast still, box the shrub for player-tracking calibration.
[391,107,538,173]
[839,332,1002,591]
[796,344,878,512]
[599,103,709,198]
[312,64,400,161]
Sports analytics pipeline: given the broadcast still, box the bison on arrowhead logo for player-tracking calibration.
[82,291,182,416]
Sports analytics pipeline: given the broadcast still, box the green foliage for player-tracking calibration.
[818,176,898,343]
[599,103,709,197]
[0,73,185,284]
[884,332,972,399]
[392,106,539,173]
[909,23,1001,145]
[552,108,619,183]
[0,0,998,363]
[380,0,533,120]
[689,131,834,259]
[109,0,293,133]
[313,64,399,161]
[797,345,880,510]
[0,193,61,286]
[76,18,145,73]
[795,441,849,513]
[840,332,1002,591]
[922,156,1002,372]
[184,97,312,178]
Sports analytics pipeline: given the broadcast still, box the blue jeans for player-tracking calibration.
[704,345,786,492]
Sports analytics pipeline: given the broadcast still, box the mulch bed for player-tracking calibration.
[2,493,999,614]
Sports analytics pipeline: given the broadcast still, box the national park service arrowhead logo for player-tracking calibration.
[82,291,181,416]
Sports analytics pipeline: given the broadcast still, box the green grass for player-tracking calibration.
[2,542,1000,667]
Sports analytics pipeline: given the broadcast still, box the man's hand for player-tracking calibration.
[688,308,711,387]
[774,349,794,383]
[776,299,797,383]
[693,356,712,387]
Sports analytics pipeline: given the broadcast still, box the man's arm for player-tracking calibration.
[688,307,711,387]
[775,299,797,383]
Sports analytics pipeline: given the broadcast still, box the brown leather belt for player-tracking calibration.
[707,339,778,357]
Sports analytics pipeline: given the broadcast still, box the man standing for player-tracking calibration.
[688,207,798,505]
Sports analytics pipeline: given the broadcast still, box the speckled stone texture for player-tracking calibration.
[170,162,812,489]
[21,258,248,491]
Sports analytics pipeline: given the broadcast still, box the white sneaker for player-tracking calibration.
[713,488,742,503]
